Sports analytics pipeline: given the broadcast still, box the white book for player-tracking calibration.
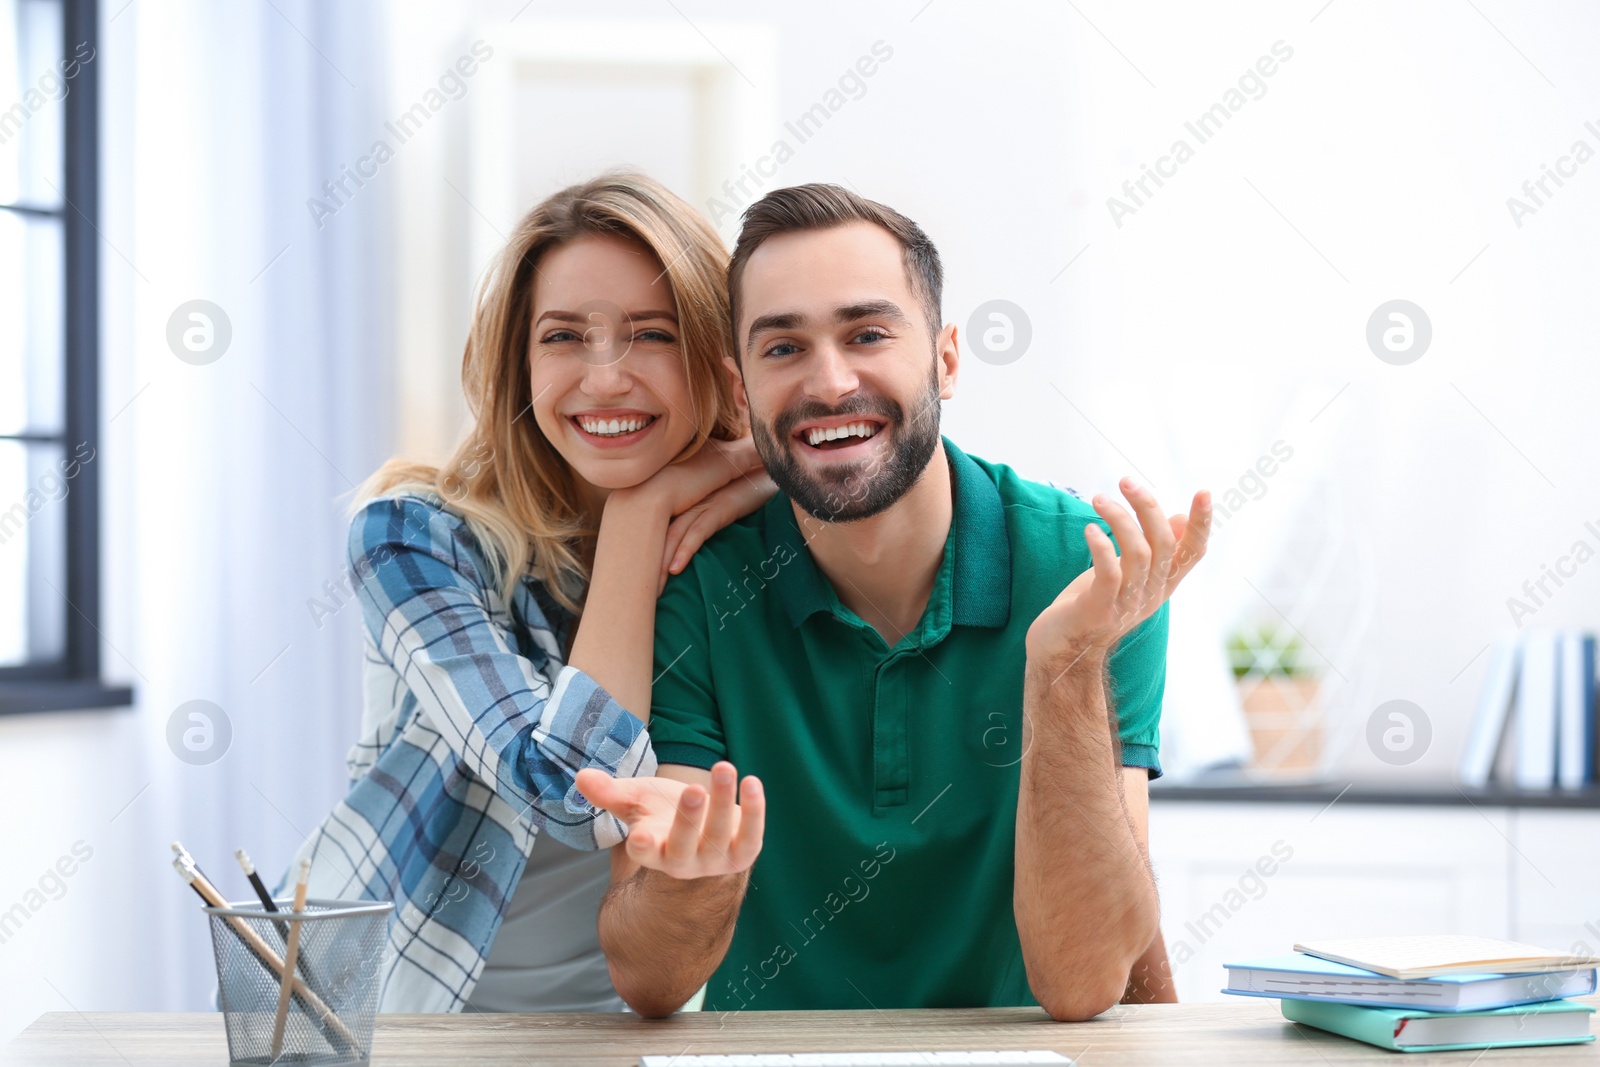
[1293,935,1600,980]
[1558,632,1596,788]
[1458,635,1519,787]
[1514,630,1560,789]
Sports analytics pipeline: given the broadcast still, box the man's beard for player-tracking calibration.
[750,368,942,523]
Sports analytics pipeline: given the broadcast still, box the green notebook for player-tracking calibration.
[1282,997,1595,1052]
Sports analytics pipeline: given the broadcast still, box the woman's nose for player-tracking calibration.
[581,351,633,398]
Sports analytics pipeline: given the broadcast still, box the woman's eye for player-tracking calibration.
[633,328,676,344]
[541,329,580,344]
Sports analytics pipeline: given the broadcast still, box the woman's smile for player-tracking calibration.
[568,409,662,449]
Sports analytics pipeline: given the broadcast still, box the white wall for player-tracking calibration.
[388,0,1600,780]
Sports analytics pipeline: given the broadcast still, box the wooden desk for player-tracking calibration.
[5,996,1598,1066]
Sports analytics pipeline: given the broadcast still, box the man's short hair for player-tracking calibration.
[727,183,943,359]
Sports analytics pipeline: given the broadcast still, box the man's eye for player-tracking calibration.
[763,342,800,359]
[852,328,888,344]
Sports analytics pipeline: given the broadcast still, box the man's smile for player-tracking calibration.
[791,413,889,458]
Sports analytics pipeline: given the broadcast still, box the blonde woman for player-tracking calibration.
[279,173,771,1012]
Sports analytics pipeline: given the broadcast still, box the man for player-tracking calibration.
[576,184,1209,1021]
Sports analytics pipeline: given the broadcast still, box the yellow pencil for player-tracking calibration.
[269,856,312,1059]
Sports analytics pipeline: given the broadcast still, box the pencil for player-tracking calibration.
[171,841,214,890]
[234,848,288,939]
[236,846,324,997]
[269,856,311,1059]
[170,855,359,1055]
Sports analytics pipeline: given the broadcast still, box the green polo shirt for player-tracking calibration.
[648,437,1167,1012]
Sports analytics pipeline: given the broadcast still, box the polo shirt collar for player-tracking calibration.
[762,436,1012,631]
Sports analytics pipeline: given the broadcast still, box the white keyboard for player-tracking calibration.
[640,1053,1073,1067]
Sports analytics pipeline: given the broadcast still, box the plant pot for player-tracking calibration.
[1236,675,1323,778]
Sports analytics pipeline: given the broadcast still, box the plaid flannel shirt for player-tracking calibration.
[276,493,655,1012]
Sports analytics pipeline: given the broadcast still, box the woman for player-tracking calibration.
[278,172,772,1013]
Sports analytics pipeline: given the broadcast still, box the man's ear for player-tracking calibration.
[723,355,749,418]
[937,322,960,400]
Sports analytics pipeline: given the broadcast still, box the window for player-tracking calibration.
[0,0,126,713]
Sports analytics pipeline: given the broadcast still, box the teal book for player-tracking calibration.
[1282,997,1595,1052]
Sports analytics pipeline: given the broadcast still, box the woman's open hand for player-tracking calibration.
[575,762,765,880]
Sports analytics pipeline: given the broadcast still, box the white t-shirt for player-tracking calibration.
[464,829,625,1012]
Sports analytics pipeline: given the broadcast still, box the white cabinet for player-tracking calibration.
[1508,810,1600,955]
[1148,801,1518,1002]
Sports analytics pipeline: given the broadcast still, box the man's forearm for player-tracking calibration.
[1014,647,1160,1021]
[599,860,748,1017]
[1122,929,1179,1003]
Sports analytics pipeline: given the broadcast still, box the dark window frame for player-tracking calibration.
[0,0,130,714]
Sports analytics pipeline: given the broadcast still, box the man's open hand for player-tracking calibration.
[1027,478,1211,665]
[575,762,765,880]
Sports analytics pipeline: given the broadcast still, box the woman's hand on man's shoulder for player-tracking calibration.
[606,437,776,590]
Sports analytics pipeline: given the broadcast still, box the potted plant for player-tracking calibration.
[1226,620,1323,778]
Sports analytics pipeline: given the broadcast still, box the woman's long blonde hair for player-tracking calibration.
[361,171,741,611]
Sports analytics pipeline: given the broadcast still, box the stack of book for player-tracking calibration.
[1459,629,1598,789]
[1224,936,1600,1052]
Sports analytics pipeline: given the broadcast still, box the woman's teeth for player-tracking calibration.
[806,422,879,447]
[578,415,655,437]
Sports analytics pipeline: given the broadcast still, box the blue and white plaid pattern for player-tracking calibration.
[276,494,655,1012]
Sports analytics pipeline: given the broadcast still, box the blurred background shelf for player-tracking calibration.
[1151,780,1600,809]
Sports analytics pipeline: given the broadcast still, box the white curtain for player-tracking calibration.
[93,0,395,1014]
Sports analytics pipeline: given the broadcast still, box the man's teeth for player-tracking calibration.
[806,422,880,447]
[578,415,654,437]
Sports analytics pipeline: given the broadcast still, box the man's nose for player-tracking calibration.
[803,342,860,405]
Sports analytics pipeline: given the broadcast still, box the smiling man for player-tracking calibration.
[576,184,1210,1020]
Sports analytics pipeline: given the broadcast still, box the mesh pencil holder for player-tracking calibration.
[204,898,394,1067]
